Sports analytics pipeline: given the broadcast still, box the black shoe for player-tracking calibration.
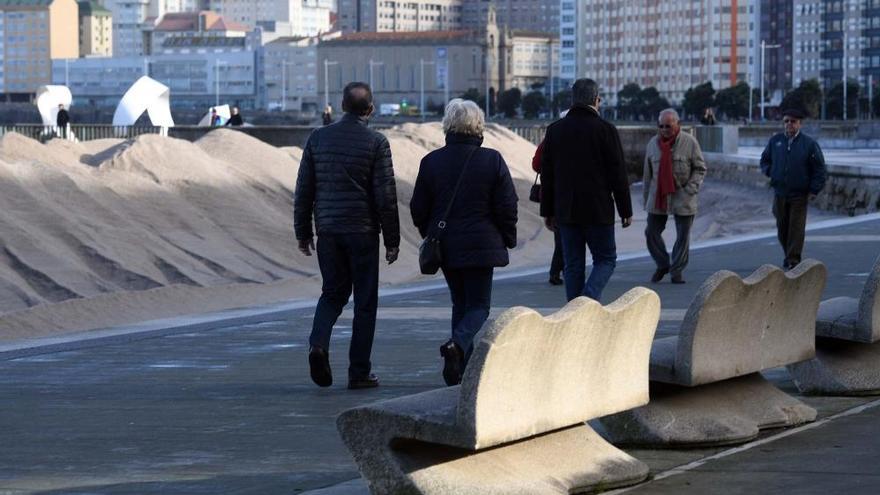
[651,267,669,283]
[308,346,332,388]
[347,373,379,390]
[671,274,686,284]
[440,341,464,386]
[548,274,563,286]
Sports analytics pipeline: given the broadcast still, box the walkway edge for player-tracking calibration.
[2,212,879,359]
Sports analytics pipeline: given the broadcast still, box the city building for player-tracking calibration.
[53,49,259,109]
[210,0,331,37]
[558,0,576,86]
[262,35,320,112]
[102,0,193,57]
[78,1,112,57]
[500,29,558,96]
[759,0,793,96]
[0,0,79,99]
[575,0,758,106]
[461,0,559,34]
[148,11,256,55]
[337,0,463,33]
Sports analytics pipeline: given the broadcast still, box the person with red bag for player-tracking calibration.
[642,109,706,284]
[531,140,564,285]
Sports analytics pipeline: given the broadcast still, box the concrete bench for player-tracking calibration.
[336,287,660,494]
[601,260,826,447]
[789,254,880,395]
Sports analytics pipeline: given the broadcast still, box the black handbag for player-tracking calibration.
[419,146,478,275]
[528,173,541,203]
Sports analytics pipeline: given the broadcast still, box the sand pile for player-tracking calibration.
[0,124,548,340]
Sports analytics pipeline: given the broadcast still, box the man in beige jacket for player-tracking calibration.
[642,109,707,284]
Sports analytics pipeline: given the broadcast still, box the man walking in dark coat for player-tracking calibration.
[540,78,633,302]
[294,82,401,389]
[760,108,827,270]
[56,104,70,139]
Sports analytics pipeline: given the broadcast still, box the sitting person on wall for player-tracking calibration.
[225,107,244,126]
[410,98,518,386]
[700,108,716,126]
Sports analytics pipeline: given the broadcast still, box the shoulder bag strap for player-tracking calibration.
[434,145,479,237]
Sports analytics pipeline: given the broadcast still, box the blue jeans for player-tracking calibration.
[442,267,493,363]
[558,223,617,302]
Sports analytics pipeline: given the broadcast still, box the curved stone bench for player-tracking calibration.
[601,260,826,447]
[789,254,880,395]
[337,287,660,494]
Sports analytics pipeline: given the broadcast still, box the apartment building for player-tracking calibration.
[0,0,79,98]
[576,0,757,106]
[461,0,559,34]
[210,0,331,36]
[78,1,112,57]
[337,0,463,33]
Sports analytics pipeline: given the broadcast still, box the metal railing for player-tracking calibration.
[0,124,169,142]
[506,125,548,145]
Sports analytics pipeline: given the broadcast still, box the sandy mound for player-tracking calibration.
[0,125,546,339]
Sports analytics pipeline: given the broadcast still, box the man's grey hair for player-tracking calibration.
[572,78,600,107]
[659,108,680,123]
[442,98,485,136]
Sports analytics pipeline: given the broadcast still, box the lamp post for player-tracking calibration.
[65,58,69,87]
[843,32,848,120]
[760,40,782,121]
[281,60,295,111]
[368,58,384,89]
[215,59,229,107]
[420,58,435,121]
[323,59,338,111]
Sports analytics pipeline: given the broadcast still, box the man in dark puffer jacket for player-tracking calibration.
[294,82,401,390]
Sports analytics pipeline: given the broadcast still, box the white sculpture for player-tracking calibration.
[35,85,72,126]
[112,76,174,127]
[198,104,230,127]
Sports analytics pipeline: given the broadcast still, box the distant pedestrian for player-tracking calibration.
[322,105,334,126]
[540,78,632,302]
[56,104,70,139]
[210,108,222,126]
[294,82,400,390]
[410,98,517,386]
[531,140,563,285]
[225,106,244,126]
[700,108,716,126]
[760,108,827,270]
[642,109,707,284]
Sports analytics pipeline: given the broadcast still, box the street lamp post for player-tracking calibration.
[323,59,338,111]
[420,58,435,121]
[843,33,848,120]
[281,60,295,111]
[760,40,782,121]
[215,59,229,107]
[368,58,384,89]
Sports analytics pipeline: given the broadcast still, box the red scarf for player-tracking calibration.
[655,131,679,211]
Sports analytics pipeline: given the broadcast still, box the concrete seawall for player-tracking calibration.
[704,152,880,215]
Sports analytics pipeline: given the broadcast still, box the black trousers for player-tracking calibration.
[309,233,379,379]
[773,195,808,268]
[645,213,694,277]
[442,267,494,362]
[550,229,564,277]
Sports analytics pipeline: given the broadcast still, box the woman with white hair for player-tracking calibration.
[410,98,518,386]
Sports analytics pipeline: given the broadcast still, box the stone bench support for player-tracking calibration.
[789,255,880,395]
[601,261,826,447]
[337,288,660,494]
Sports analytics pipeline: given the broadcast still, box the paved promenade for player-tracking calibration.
[0,214,878,494]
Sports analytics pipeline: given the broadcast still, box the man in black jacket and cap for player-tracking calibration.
[760,108,826,270]
[294,82,400,390]
[540,78,633,302]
